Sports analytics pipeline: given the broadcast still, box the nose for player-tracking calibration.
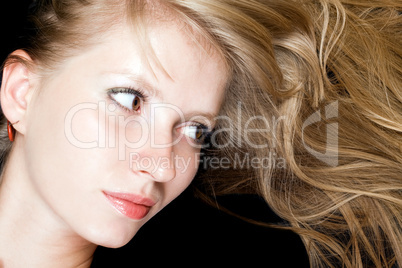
[131,133,177,183]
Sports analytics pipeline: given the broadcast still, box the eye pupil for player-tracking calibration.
[132,96,141,111]
[196,128,203,140]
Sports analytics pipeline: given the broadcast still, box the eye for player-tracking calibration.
[181,124,210,143]
[108,88,145,113]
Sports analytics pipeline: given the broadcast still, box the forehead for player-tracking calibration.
[60,18,228,119]
[146,22,228,99]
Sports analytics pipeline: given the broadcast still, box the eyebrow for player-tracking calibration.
[122,74,163,101]
[184,111,218,129]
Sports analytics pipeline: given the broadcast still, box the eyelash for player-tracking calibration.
[107,87,147,113]
[186,122,213,144]
[107,87,212,144]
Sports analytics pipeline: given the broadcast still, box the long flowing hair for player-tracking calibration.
[1,1,401,267]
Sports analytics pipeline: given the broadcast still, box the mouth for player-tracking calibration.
[103,191,156,220]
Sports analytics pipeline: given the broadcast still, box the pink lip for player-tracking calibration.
[103,191,156,220]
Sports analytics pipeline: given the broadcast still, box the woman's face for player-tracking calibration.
[22,21,227,247]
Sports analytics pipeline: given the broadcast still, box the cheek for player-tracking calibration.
[69,105,102,145]
[160,148,200,207]
[24,89,111,211]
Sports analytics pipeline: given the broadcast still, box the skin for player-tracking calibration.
[0,18,227,267]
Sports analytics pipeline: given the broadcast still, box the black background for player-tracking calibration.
[1,1,309,267]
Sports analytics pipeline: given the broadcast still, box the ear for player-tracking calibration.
[1,50,35,136]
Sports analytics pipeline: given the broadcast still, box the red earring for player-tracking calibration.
[7,121,16,142]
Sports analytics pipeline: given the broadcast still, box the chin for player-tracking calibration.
[99,237,133,249]
[83,221,142,249]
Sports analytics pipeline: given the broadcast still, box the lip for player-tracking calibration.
[103,191,156,220]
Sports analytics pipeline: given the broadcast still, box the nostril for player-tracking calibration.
[128,145,177,182]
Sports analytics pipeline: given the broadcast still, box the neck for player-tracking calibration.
[0,147,97,267]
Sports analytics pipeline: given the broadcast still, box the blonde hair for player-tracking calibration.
[1,0,401,267]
